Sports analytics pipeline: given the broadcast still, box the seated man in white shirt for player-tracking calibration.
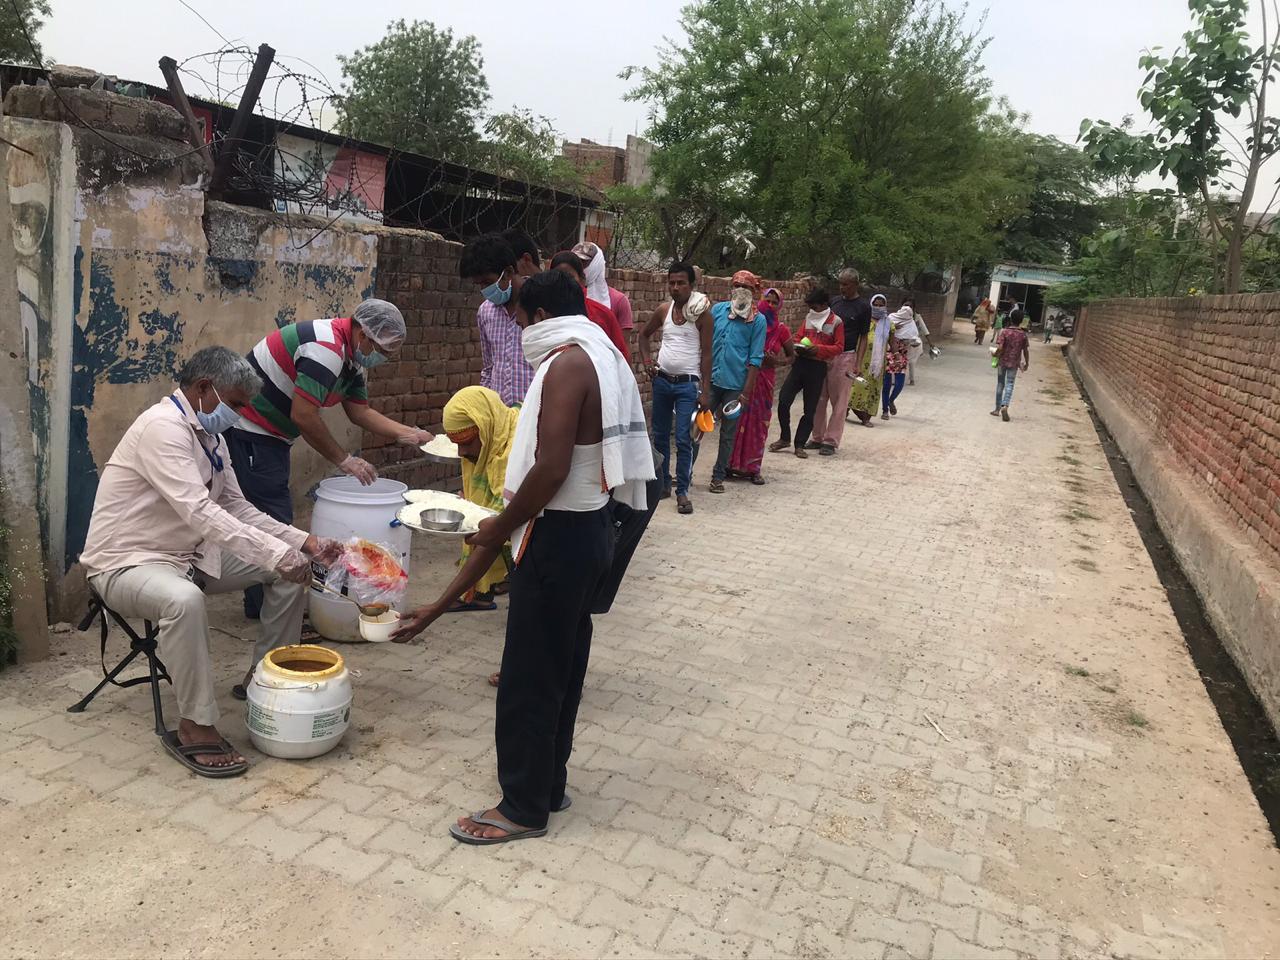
[79,347,339,778]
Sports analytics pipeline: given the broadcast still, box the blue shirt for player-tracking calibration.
[710,301,767,391]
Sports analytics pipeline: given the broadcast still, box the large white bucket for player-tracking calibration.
[309,476,411,642]
[246,645,352,759]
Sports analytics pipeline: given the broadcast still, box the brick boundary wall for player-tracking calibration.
[1072,294,1280,730]
[367,232,947,492]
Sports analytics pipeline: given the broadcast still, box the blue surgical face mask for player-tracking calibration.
[196,385,239,435]
[354,347,386,368]
[481,271,512,305]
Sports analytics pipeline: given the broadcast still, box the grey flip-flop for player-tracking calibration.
[554,793,572,812]
[449,810,548,845]
[161,730,248,779]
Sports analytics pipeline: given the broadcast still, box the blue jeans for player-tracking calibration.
[881,372,906,409]
[651,375,698,496]
[996,366,1018,408]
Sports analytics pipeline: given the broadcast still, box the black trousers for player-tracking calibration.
[225,428,294,618]
[777,357,828,448]
[496,507,614,829]
[591,477,661,615]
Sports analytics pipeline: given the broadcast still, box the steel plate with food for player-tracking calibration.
[398,490,497,537]
[419,435,461,463]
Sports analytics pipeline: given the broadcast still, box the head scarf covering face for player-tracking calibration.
[869,294,891,377]
[731,269,762,294]
[442,386,519,511]
[757,299,778,328]
[571,241,609,307]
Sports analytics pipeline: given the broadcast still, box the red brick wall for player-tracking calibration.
[367,232,945,489]
[1075,294,1280,563]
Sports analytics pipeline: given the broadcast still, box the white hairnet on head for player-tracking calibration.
[352,298,406,349]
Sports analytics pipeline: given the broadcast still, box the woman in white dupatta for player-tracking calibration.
[879,303,918,420]
[848,293,889,424]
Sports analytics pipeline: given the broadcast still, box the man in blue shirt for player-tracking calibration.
[707,270,767,494]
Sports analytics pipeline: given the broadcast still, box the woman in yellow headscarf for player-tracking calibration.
[442,386,519,611]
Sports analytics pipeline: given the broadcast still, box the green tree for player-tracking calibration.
[0,0,51,66]
[623,0,1021,276]
[1047,192,1216,307]
[998,133,1104,265]
[337,19,489,162]
[1079,0,1280,293]
[474,108,582,188]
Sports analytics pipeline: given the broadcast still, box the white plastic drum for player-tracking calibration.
[245,645,352,759]
[309,476,411,642]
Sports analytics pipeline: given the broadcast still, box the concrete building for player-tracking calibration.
[987,260,1080,326]
[561,135,654,191]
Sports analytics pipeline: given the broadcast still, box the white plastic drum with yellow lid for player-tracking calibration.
[245,645,352,759]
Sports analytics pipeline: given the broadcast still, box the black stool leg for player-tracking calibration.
[145,626,166,736]
[67,646,144,713]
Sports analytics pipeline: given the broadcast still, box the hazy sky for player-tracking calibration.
[38,0,1272,189]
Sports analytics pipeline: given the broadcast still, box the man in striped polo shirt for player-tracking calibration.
[227,298,433,623]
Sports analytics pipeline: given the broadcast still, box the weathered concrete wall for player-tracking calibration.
[1073,295,1280,731]
[4,109,435,619]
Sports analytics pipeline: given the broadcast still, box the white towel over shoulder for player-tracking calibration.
[505,316,655,558]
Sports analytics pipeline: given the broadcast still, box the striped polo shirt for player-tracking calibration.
[237,317,368,442]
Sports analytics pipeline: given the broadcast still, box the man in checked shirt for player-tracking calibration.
[460,232,541,407]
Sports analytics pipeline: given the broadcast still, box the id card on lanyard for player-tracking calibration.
[170,394,224,474]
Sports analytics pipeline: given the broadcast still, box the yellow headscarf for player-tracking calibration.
[443,386,518,511]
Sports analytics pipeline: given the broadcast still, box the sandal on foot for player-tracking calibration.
[768,440,790,453]
[449,811,548,845]
[709,480,725,494]
[677,499,694,515]
[446,599,498,613]
[750,474,766,485]
[554,793,572,812]
[161,730,248,779]
[487,671,501,687]
[819,445,836,456]
[794,447,809,459]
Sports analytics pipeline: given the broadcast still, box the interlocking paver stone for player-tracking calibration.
[2,337,1279,957]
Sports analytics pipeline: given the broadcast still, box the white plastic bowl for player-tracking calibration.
[358,610,400,642]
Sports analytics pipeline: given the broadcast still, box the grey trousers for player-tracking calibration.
[88,556,307,725]
[709,384,743,483]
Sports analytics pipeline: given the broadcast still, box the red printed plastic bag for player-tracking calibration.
[323,537,407,608]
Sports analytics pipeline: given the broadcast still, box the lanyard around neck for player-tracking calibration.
[170,395,224,473]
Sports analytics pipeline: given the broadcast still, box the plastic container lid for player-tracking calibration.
[314,476,408,507]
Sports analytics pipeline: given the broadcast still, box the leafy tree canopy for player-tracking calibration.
[1078,0,1280,292]
[997,134,1104,265]
[623,0,1023,276]
[475,108,583,188]
[0,0,51,66]
[337,19,490,163]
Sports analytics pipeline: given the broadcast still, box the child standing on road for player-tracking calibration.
[990,320,1030,421]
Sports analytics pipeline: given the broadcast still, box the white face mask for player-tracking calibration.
[730,287,754,319]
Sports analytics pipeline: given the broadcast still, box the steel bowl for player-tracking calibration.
[420,508,464,532]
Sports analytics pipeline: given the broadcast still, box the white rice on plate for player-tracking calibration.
[420,435,460,460]
[400,490,496,534]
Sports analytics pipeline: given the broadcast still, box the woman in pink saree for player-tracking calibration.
[727,289,795,483]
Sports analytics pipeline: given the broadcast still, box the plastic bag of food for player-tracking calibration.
[323,537,407,608]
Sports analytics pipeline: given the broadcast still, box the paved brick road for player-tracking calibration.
[3,332,1278,958]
